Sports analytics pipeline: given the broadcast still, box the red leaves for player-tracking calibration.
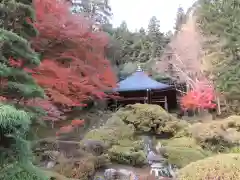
[181,81,216,110]
[56,119,85,136]
[56,125,73,136]
[26,98,64,121]
[31,0,117,107]
[9,57,22,67]
[71,119,85,126]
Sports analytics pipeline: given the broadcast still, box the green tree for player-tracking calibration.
[148,16,160,37]
[174,7,186,33]
[105,19,169,78]
[0,1,44,100]
[119,21,128,32]
[197,0,240,112]
[166,30,173,39]
[70,0,112,24]
[0,0,45,179]
[139,27,146,35]
[147,16,166,58]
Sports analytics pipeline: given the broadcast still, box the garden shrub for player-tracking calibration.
[190,115,240,152]
[177,154,240,180]
[52,153,110,180]
[0,104,48,180]
[159,146,210,168]
[84,118,135,146]
[3,166,49,180]
[228,146,240,153]
[117,139,144,150]
[160,137,200,149]
[108,145,146,166]
[82,115,145,166]
[113,103,188,136]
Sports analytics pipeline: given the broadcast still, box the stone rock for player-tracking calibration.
[156,141,162,153]
[43,150,61,161]
[103,168,137,180]
[150,163,172,178]
[142,135,154,154]
[46,161,56,169]
[147,150,165,164]
[104,168,117,180]
[117,169,132,180]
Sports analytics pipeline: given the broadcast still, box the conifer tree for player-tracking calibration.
[147,16,165,57]
[0,0,44,100]
[174,7,186,33]
[197,0,240,112]
[0,0,45,179]
[69,0,112,24]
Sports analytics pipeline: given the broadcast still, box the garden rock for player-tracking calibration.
[117,169,133,180]
[104,168,117,180]
[147,150,165,164]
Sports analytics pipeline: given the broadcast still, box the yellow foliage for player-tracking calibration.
[190,116,240,152]
[178,154,240,180]
[161,137,200,149]
[114,103,188,136]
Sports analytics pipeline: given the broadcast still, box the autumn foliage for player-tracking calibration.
[181,81,216,110]
[5,0,118,135]
[29,0,117,107]
[56,119,85,136]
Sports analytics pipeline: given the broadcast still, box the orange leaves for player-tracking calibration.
[31,0,117,107]
[181,82,216,110]
[26,98,64,121]
[71,119,85,126]
[56,119,85,136]
[56,125,73,136]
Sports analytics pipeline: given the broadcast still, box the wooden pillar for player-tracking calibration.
[149,89,152,104]
[146,89,150,104]
[164,96,168,111]
[216,96,221,115]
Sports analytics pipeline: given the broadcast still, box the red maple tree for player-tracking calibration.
[30,0,117,107]
[155,17,217,112]
[180,80,216,110]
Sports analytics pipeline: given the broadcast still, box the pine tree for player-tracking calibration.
[139,27,146,35]
[70,0,112,24]
[0,0,45,179]
[174,7,186,33]
[0,0,44,100]
[197,0,240,112]
[147,16,165,57]
[148,16,160,36]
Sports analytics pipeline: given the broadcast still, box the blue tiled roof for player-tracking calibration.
[114,71,170,92]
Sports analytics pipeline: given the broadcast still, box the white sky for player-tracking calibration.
[110,0,197,32]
